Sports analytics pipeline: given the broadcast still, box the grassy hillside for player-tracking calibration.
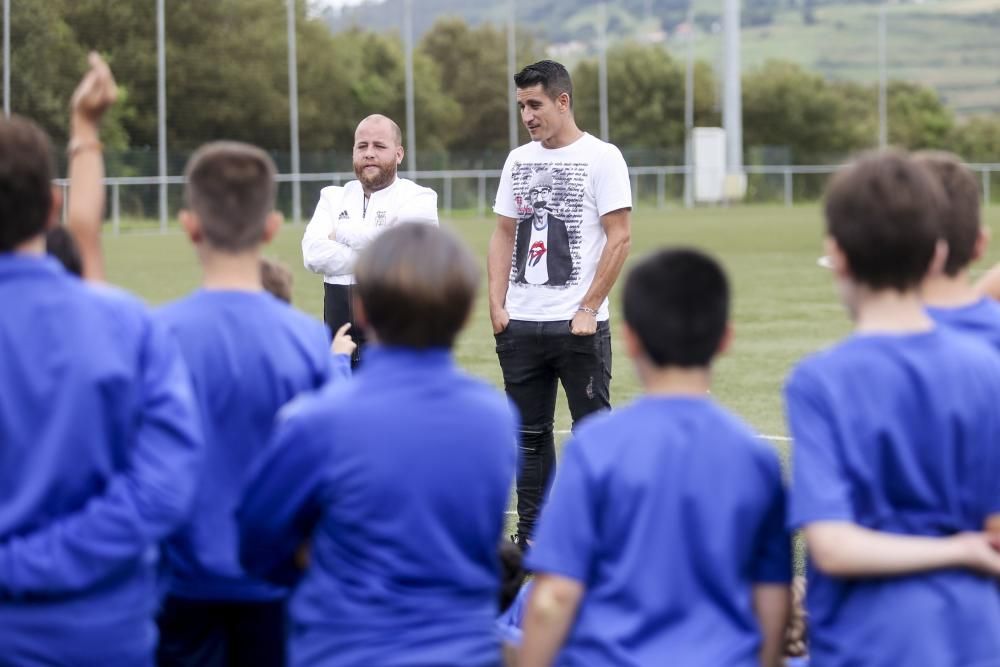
[694,0,1000,117]
[326,0,1000,117]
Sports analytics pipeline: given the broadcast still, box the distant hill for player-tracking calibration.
[322,0,1000,116]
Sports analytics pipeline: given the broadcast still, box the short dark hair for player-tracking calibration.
[0,115,55,252]
[260,257,293,303]
[623,248,729,368]
[514,60,573,107]
[354,224,479,349]
[913,151,981,276]
[183,141,277,252]
[46,227,83,277]
[824,150,944,291]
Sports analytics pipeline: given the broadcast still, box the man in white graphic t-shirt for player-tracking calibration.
[516,169,571,286]
[489,60,632,548]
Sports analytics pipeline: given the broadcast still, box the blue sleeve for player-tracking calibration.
[524,438,597,583]
[785,366,854,530]
[496,580,533,646]
[751,451,792,584]
[237,405,329,587]
[0,318,205,598]
[329,353,352,383]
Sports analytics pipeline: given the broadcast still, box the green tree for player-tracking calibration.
[949,116,1000,163]
[742,60,871,163]
[6,1,86,146]
[420,18,544,158]
[886,80,954,151]
[304,28,459,161]
[571,42,718,157]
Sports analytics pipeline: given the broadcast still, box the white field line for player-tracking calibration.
[554,429,791,442]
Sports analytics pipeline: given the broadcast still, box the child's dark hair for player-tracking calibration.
[354,224,479,349]
[260,257,293,303]
[824,150,945,291]
[183,141,277,253]
[623,247,730,368]
[913,151,981,277]
[46,227,83,277]
[0,115,56,252]
[498,541,527,614]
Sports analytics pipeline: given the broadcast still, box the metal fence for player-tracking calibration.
[54,163,1000,235]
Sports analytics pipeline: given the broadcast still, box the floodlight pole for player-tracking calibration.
[722,0,743,176]
[877,4,888,149]
[287,0,302,224]
[3,0,9,117]
[507,0,518,151]
[598,0,609,142]
[683,7,695,209]
[403,0,416,177]
[157,0,167,232]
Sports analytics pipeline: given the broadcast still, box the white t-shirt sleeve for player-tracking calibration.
[301,187,358,277]
[592,144,633,217]
[493,153,519,219]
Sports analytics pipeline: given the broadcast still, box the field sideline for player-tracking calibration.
[103,204,1000,450]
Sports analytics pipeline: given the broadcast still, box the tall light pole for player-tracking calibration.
[287,0,302,223]
[683,7,695,209]
[507,0,518,151]
[878,4,888,148]
[3,0,9,117]
[598,0,609,142]
[157,0,167,232]
[403,0,416,177]
[722,0,743,178]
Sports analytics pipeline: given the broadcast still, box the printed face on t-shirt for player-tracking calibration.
[530,186,552,210]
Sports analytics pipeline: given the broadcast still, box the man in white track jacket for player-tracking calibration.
[302,114,438,364]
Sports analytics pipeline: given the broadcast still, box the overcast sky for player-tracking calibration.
[319,0,375,8]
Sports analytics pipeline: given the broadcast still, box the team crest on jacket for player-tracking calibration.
[375,210,388,227]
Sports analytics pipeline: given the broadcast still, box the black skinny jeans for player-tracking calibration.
[495,319,612,538]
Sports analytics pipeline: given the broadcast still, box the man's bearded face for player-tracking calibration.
[352,118,402,193]
[354,151,398,192]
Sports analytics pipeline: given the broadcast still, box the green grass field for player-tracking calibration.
[103,203,1000,540]
[104,203,1000,444]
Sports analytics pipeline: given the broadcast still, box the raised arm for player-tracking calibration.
[0,315,204,597]
[66,52,118,283]
[487,215,517,334]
